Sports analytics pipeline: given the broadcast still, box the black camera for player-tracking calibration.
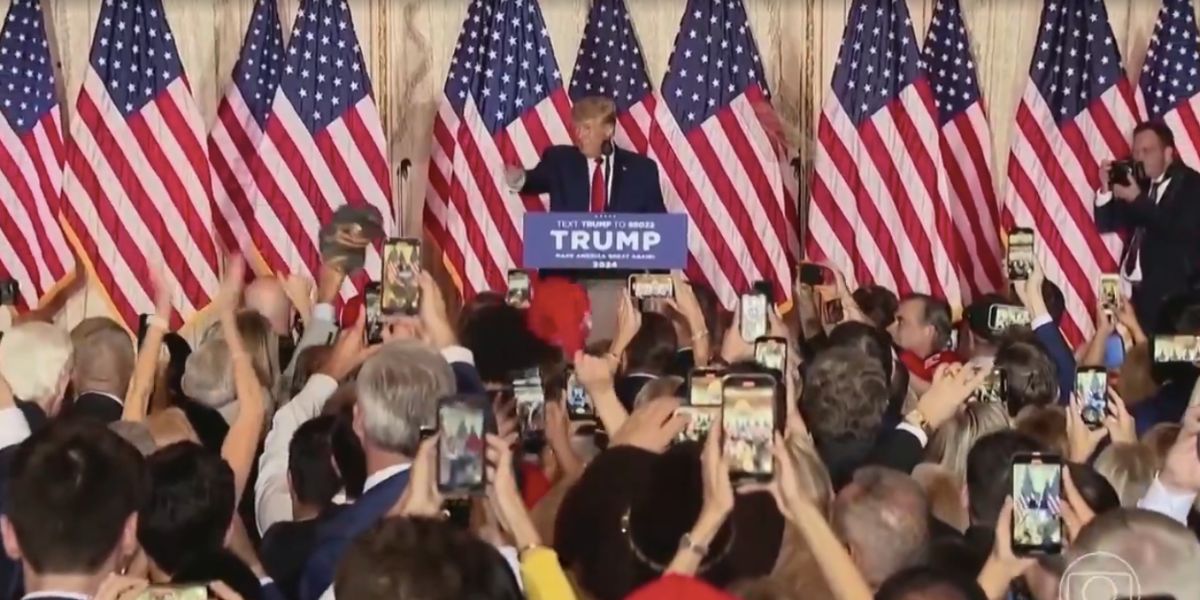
[1108,159,1146,187]
[0,279,17,306]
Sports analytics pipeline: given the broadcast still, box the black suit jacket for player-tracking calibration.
[62,392,123,424]
[1097,161,1200,327]
[521,145,666,214]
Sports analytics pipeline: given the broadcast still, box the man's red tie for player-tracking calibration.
[590,157,606,213]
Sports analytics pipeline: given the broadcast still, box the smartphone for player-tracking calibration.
[564,369,593,421]
[363,283,384,345]
[1152,335,1200,363]
[507,270,531,307]
[974,368,1007,404]
[381,237,421,315]
[722,373,778,482]
[740,291,768,341]
[1099,274,1121,313]
[754,336,788,373]
[1075,367,1108,430]
[1010,452,1063,556]
[437,395,494,496]
[988,304,1031,332]
[0,279,17,306]
[136,586,208,600]
[677,368,722,443]
[1006,228,1035,282]
[797,264,829,287]
[822,298,844,325]
[512,368,546,445]
[628,273,674,301]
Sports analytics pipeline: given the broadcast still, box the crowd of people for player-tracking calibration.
[3,126,1200,599]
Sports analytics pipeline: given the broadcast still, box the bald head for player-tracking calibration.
[243,277,292,336]
[833,467,930,590]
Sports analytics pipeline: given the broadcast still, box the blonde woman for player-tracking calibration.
[926,402,1012,484]
[1094,442,1158,507]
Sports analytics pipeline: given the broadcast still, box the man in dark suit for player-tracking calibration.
[62,317,135,424]
[507,96,666,215]
[1097,120,1200,331]
[0,420,145,600]
[506,96,668,341]
[299,341,464,600]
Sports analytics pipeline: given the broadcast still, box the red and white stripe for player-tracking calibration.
[250,94,394,299]
[1003,81,1137,346]
[808,79,964,308]
[424,90,574,297]
[209,86,265,262]
[62,72,218,329]
[942,101,1005,299]
[0,107,73,307]
[648,87,796,309]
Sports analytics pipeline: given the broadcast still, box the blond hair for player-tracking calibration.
[571,96,616,126]
[1094,442,1158,507]
[0,321,72,406]
[926,402,1011,483]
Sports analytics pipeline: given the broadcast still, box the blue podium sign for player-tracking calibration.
[522,212,688,270]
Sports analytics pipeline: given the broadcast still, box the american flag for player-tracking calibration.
[61,0,218,329]
[650,0,797,306]
[248,0,393,294]
[921,0,1004,299]
[1138,0,1200,167]
[1003,0,1136,346]
[424,0,573,296]
[807,0,962,308]
[568,0,654,155]
[208,0,284,265]
[0,0,73,309]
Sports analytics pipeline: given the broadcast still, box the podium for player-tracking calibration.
[522,212,688,341]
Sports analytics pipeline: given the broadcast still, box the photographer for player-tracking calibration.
[1097,120,1200,331]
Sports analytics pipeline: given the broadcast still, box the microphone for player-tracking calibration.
[399,158,412,179]
[601,139,614,157]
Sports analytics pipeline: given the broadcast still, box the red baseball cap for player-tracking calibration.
[625,575,737,600]
[526,276,590,356]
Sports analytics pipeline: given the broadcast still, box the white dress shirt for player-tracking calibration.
[1095,174,1171,282]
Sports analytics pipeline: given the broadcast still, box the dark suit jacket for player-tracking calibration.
[521,145,666,214]
[62,392,123,424]
[1032,321,1076,405]
[261,507,343,600]
[1096,161,1200,328]
[299,470,410,600]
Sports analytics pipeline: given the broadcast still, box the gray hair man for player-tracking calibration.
[0,322,73,446]
[833,466,931,590]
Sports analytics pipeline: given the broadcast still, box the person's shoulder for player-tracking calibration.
[544,145,578,159]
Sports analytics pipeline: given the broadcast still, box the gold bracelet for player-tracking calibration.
[691,329,709,341]
[517,542,542,558]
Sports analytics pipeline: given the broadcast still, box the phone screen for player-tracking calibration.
[1007,229,1035,281]
[1152,335,1200,363]
[136,586,208,600]
[722,377,775,480]
[438,400,487,494]
[1075,369,1108,429]
[740,293,768,341]
[1099,276,1121,311]
[1011,455,1063,555]
[364,284,383,345]
[988,305,1031,332]
[513,369,546,441]
[975,368,1007,404]
[382,238,421,315]
[689,369,723,407]
[629,274,674,300]
[754,337,787,373]
[798,264,826,287]
[507,270,531,307]
[565,370,593,420]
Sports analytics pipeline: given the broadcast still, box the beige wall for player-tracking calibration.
[17,0,1178,336]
